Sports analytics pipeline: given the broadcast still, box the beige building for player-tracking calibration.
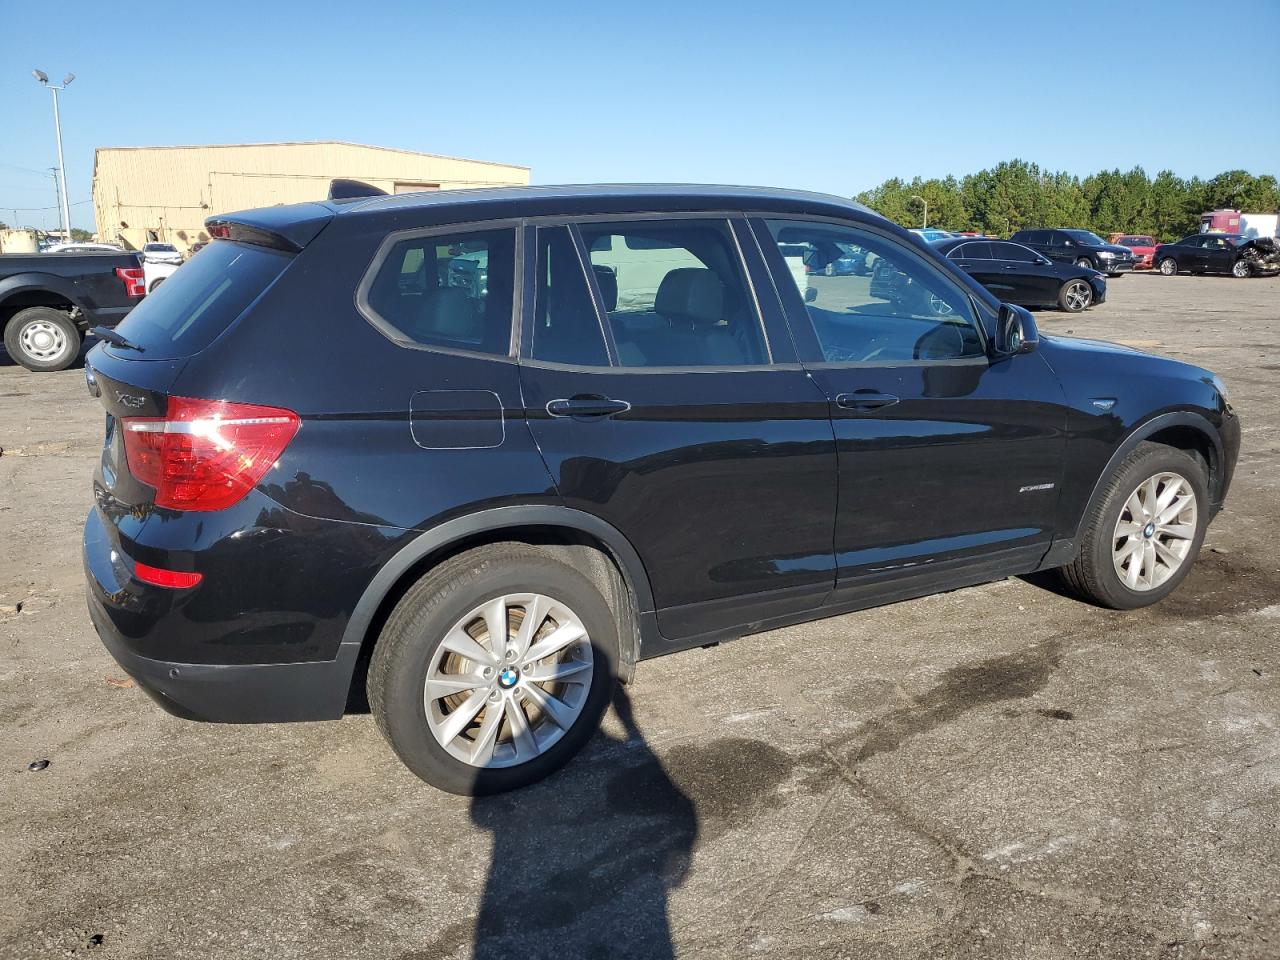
[92,141,529,253]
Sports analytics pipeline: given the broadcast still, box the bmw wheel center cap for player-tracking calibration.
[498,667,519,689]
[1143,522,1156,539]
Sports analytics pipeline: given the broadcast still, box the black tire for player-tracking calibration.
[368,543,620,794]
[1057,278,1093,312]
[3,306,80,372]
[1058,442,1209,610]
[1075,257,1093,269]
[1159,258,1178,276]
[149,276,166,292]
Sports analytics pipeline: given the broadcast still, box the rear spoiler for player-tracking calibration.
[327,178,388,201]
[204,202,334,253]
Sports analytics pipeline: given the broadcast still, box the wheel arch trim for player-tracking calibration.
[1070,410,1224,544]
[0,273,87,312]
[338,505,656,655]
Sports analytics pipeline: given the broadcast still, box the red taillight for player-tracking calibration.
[134,562,203,589]
[115,266,146,297]
[121,396,300,511]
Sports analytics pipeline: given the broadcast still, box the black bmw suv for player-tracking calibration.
[1009,228,1138,276]
[84,184,1239,794]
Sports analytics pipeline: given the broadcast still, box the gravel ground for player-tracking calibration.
[1,272,1278,960]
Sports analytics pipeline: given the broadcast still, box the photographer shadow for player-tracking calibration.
[469,687,696,960]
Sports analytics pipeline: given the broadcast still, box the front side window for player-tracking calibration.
[995,242,1037,263]
[362,228,515,355]
[578,219,768,367]
[765,219,985,364]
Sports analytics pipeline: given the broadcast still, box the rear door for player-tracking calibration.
[994,241,1059,305]
[518,216,837,645]
[947,242,1009,296]
[752,216,1068,596]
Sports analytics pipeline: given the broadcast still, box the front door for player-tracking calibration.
[518,218,838,646]
[752,217,1069,598]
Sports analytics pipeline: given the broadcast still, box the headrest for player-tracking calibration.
[592,265,618,312]
[655,268,724,326]
[419,286,475,339]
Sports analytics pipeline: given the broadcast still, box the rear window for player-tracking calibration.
[108,241,290,360]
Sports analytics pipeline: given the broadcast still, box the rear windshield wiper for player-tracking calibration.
[91,327,145,353]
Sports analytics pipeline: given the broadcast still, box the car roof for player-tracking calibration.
[214,183,885,249]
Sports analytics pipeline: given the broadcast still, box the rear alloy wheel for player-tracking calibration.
[3,306,80,372]
[369,544,620,794]
[1159,258,1178,276]
[1058,441,1208,609]
[1058,279,1093,312]
[1231,260,1251,279]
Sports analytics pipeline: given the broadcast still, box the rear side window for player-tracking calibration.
[361,228,516,356]
[109,241,290,360]
[954,242,994,260]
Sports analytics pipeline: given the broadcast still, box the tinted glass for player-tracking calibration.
[109,241,290,360]
[956,242,994,260]
[1064,229,1106,245]
[364,228,515,355]
[995,242,1037,263]
[532,226,609,366]
[765,220,984,364]
[579,219,767,367]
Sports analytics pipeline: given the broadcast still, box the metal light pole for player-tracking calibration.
[910,194,928,229]
[33,70,75,242]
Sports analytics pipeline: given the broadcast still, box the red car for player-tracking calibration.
[1116,234,1157,269]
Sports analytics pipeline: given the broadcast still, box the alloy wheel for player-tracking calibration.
[423,593,594,768]
[1232,260,1250,278]
[18,319,69,363]
[1112,471,1198,591]
[1064,281,1092,311]
[1160,259,1177,276]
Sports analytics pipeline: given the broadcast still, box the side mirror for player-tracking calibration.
[994,303,1038,357]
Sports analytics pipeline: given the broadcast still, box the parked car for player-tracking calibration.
[810,241,870,276]
[1152,233,1280,277]
[140,242,184,266]
[1008,228,1137,276]
[0,249,144,370]
[909,228,954,243]
[1115,235,1157,270]
[84,184,1240,794]
[142,257,180,294]
[932,238,1106,312]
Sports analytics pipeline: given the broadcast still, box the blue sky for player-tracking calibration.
[2,0,1277,231]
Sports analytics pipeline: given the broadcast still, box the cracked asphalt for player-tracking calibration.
[2,273,1279,959]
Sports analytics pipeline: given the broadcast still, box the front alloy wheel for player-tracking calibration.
[1111,472,1198,591]
[1231,260,1250,278]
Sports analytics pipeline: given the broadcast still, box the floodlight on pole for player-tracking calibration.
[33,69,75,243]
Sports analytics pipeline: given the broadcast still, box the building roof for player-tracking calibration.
[93,140,529,171]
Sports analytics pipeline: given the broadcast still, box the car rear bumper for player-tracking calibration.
[83,505,360,723]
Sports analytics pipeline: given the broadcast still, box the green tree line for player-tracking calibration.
[855,160,1280,241]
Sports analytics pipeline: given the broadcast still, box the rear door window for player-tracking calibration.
[107,241,291,360]
[578,219,769,367]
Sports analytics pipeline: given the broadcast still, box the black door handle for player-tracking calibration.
[546,396,631,419]
[835,390,899,411]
